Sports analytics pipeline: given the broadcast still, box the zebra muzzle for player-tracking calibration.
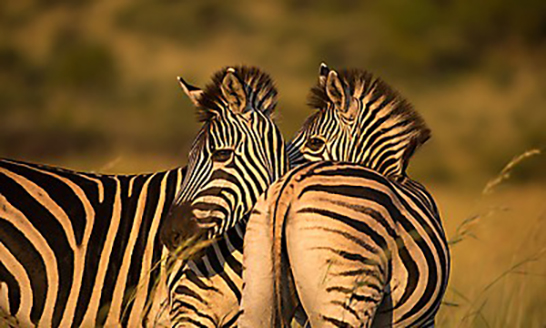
[160,202,208,255]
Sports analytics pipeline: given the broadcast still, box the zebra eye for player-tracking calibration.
[306,137,326,152]
[212,149,234,163]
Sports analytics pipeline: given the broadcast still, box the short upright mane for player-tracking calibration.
[197,66,278,122]
[308,68,431,175]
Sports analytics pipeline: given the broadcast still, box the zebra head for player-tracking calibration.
[160,66,286,252]
[287,63,431,176]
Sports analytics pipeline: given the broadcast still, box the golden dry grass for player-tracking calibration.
[436,186,546,327]
[435,151,546,327]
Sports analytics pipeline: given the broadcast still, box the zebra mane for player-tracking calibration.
[197,65,278,122]
[308,68,431,174]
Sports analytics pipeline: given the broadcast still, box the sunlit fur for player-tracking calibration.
[0,159,185,327]
[165,66,288,327]
[241,162,449,327]
[241,66,449,327]
[169,66,285,240]
[288,68,430,177]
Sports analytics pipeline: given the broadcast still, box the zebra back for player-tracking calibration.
[0,158,185,327]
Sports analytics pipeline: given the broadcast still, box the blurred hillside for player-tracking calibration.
[1,0,546,326]
[0,0,545,185]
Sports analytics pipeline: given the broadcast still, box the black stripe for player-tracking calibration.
[330,300,360,321]
[184,269,221,293]
[0,172,74,326]
[297,207,388,253]
[336,268,382,281]
[313,227,379,255]
[145,170,180,318]
[0,218,47,325]
[0,259,20,316]
[243,134,269,190]
[350,293,380,304]
[367,121,412,167]
[121,174,164,324]
[193,257,210,277]
[326,285,382,297]
[0,161,86,245]
[204,245,224,275]
[218,233,243,278]
[219,270,241,302]
[176,316,208,328]
[315,247,382,270]
[350,174,442,322]
[326,199,398,239]
[321,315,351,328]
[174,286,209,306]
[388,196,443,321]
[267,124,279,179]
[97,175,145,326]
[73,177,115,327]
[234,158,260,206]
[227,222,244,251]
[221,309,241,327]
[171,300,216,325]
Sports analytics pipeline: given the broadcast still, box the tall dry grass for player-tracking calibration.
[437,149,545,327]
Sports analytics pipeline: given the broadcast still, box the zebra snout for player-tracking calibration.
[160,202,204,252]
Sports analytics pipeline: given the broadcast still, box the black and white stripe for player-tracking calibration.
[241,64,449,327]
[287,63,430,175]
[0,158,185,327]
[161,66,287,327]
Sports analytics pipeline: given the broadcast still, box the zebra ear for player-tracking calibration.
[221,68,248,114]
[178,76,203,106]
[325,70,347,112]
[318,62,329,87]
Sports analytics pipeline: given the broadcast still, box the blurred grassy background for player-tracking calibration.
[0,0,545,326]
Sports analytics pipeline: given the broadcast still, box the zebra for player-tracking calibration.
[240,64,450,327]
[0,66,252,327]
[158,66,288,327]
[0,160,184,327]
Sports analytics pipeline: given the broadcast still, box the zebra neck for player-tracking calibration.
[353,122,428,177]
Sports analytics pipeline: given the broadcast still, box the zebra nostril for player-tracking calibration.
[172,232,181,249]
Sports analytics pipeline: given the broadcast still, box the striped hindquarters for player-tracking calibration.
[240,161,449,328]
[277,64,449,327]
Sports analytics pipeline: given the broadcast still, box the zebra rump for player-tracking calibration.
[240,64,449,327]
